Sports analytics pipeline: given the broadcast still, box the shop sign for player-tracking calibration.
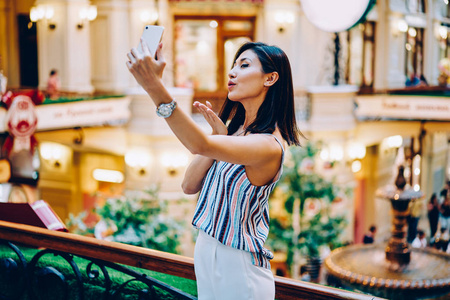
[355,95,450,121]
[0,97,131,132]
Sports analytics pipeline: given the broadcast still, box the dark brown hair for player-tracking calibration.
[218,42,302,146]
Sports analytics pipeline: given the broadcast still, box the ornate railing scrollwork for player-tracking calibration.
[0,241,28,300]
[0,240,197,300]
[0,221,387,300]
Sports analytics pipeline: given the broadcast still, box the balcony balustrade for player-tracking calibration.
[0,220,385,300]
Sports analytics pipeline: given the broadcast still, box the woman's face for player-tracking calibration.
[227,49,267,102]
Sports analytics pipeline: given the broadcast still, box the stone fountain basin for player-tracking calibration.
[324,244,450,299]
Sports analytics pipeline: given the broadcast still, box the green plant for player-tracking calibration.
[297,212,347,258]
[67,186,184,254]
[267,142,348,269]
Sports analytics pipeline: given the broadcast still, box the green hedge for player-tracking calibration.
[42,94,126,105]
[0,243,197,300]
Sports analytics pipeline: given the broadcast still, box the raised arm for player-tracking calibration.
[126,42,283,185]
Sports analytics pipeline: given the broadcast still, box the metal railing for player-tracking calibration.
[0,220,384,300]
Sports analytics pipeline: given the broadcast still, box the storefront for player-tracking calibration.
[0,0,449,257]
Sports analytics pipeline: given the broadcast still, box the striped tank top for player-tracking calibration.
[192,134,284,269]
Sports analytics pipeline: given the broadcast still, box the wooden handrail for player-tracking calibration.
[0,220,195,279]
[0,220,384,300]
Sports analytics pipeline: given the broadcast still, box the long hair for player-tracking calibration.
[218,42,302,146]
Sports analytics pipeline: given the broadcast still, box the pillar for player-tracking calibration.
[91,0,131,93]
[0,0,20,87]
[35,0,94,93]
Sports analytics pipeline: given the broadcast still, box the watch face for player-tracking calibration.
[159,105,172,116]
[157,101,176,118]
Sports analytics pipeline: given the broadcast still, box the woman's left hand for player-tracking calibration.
[193,101,227,135]
[126,40,166,96]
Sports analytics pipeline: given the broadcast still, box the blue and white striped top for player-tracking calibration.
[192,134,284,269]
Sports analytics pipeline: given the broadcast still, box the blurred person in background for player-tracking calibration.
[407,199,423,243]
[439,192,450,233]
[363,225,377,244]
[427,193,440,240]
[46,69,60,100]
[411,229,427,248]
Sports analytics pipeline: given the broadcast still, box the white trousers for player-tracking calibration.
[194,230,275,300]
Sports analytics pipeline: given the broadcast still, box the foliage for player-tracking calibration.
[297,213,347,258]
[267,142,348,268]
[281,143,335,215]
[67,186,184,254]
[438,58,450,85]
[438,58,450,77]
[0,243,198,299]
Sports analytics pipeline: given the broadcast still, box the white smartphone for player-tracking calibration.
[138,25,164,58]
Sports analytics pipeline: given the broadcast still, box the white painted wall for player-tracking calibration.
[35,0,94,93]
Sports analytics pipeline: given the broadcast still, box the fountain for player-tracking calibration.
[324,166,450,299]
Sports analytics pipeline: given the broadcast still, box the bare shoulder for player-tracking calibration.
[245,131,284,154]
[244,130,285,186]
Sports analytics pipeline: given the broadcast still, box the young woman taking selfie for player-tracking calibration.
[127,40,301,300]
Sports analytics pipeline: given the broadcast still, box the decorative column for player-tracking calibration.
[263,0,311,88]
[383,1,409,89]
[35,0,94,93]
[427,0,447,85]
[0,0,20,87]
[90,0,131,93]
[0,0,9,78]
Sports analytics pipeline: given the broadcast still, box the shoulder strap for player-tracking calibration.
[260,133,285,183]
[271,135,285,164]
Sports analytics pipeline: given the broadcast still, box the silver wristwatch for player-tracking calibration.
[156,99,177,118]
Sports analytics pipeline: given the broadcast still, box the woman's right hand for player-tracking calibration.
[193,101,227,135]
[126,41,167,98]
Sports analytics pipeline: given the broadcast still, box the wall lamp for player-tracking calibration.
[274,11,295,33]
[435,24,449,40]
[40,142,68,169]
[30,5,56,30]
[319,144,344,163]
[140,10,159,25]
[319,141,367,172]
[160,152,189,177]
[347,142,367,161]
[347,142,366,173]
[125,148,152,177]
[384,135,403,149]
[392,19,408,37]
[77,5,97,29]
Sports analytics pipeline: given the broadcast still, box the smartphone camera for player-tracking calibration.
[145,26,149,29]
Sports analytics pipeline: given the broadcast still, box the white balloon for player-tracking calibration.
[300,0,374,32]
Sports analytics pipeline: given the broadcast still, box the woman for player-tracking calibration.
[127,41,301,299]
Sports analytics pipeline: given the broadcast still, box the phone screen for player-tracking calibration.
[138,25,164,58]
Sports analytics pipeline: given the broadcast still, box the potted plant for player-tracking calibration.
[268,142,347,282]
[67,185,185,254]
